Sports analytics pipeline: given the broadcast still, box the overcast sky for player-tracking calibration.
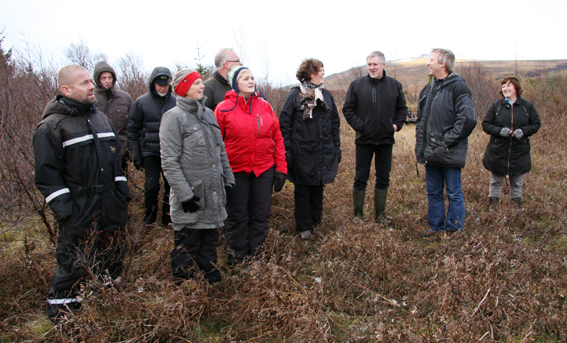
[1,0,565,85]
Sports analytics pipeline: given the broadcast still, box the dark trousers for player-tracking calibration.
[49,222,125,300]
[294,184,324,232]
[171,228,220,284]
[354,144,393,191]
[225,166,275,265]
[143,156,170,224]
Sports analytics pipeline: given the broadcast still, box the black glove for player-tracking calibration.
[181,196,200,213]
[337,147,342,163]
[273,171,286,192]
[225,185,232,200]
[285,150,293,169]
[512,129,524,139]
[499,127,511,138]
[134,158,144,170]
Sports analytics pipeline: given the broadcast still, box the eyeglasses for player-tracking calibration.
[227,60,241,63]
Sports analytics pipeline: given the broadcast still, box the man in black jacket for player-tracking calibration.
[34,65,131,322]
[127,67,176,226]
[93,61,133,174]
[343,51,408,222]
[415,49,476,237]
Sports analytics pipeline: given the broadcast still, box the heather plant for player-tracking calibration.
[1,42,567,342]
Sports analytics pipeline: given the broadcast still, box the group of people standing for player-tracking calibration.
[33,47,540,323]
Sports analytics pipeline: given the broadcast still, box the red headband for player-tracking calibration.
[174,71,202,96]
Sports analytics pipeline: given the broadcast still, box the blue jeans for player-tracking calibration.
[425,165,465,231]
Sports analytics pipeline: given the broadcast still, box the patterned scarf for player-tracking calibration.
[299,82,328,120]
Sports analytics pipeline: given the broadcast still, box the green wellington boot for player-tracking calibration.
[374,188,388,223]
[353,190,365,219]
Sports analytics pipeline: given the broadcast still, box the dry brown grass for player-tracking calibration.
[1,51,567,341]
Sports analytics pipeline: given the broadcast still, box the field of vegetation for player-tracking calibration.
[1,37,567,342]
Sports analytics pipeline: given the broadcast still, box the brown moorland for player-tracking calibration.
[1,41,567,341]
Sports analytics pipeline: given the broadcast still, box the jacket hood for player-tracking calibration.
[93,61,117,90]
[437,73,465,88]
[42,95,95,120]
[149,66,173,98]
[220,90,261,113]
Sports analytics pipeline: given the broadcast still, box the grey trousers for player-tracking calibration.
[489,173,524,199]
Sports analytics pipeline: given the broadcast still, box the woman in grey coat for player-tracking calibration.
[160,68,235,284]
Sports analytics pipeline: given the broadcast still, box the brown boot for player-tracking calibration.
[511,197,522,208]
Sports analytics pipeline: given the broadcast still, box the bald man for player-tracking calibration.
[33,65,131,323]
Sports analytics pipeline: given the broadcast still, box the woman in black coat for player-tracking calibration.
[482,76,541,208]
[279,59,341,240]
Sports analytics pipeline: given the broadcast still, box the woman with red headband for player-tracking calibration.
[215,66,287,265]
[160,68,235,284]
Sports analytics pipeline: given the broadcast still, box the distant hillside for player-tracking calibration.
[324,58,567,93]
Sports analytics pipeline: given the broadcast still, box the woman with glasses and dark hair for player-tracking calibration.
[279,58,341,240]
[482,76,541,208]
[214,66,287,265]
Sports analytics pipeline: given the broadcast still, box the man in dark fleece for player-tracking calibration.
[127,67,176,226]
[34,65,131,323]
[93,61,133,174]
[203,48,243,111]
[342,51,408,223]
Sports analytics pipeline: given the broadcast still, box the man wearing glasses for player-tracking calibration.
[204,48,243,111]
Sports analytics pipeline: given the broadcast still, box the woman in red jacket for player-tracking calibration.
[215,66,287,265]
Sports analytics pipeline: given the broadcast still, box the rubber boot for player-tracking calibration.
[488,197,499,211]
[512,197,522,208]
[374,188,388,223]
[353,190,365,219]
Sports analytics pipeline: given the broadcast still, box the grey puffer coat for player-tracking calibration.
[160,96,235,227]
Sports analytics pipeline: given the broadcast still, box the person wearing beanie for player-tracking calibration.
[214,66,287,265]
[127,67,176,226]
[93,61,133,174]
[160,68,235,284]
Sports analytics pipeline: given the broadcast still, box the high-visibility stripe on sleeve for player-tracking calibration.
[115,176,127,182]
[47,297,83,305]
[46,188,70,203]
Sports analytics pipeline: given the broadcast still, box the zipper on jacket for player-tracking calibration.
[372,88,377,107]
[507,105,514,175]
[257,114,261,135]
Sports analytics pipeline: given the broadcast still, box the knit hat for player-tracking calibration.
[172,68,202,97]
[226,66,249,94]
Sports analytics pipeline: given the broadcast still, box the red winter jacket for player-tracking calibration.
[215,90,287,176]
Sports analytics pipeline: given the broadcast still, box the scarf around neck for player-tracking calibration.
[299,82,328,120]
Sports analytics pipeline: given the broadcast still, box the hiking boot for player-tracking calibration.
[512,197,522,208]
[421,229,438,238]
[353,190,365,219]
[300,230,312,241]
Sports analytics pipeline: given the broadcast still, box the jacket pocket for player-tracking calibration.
[182,125,207,162]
